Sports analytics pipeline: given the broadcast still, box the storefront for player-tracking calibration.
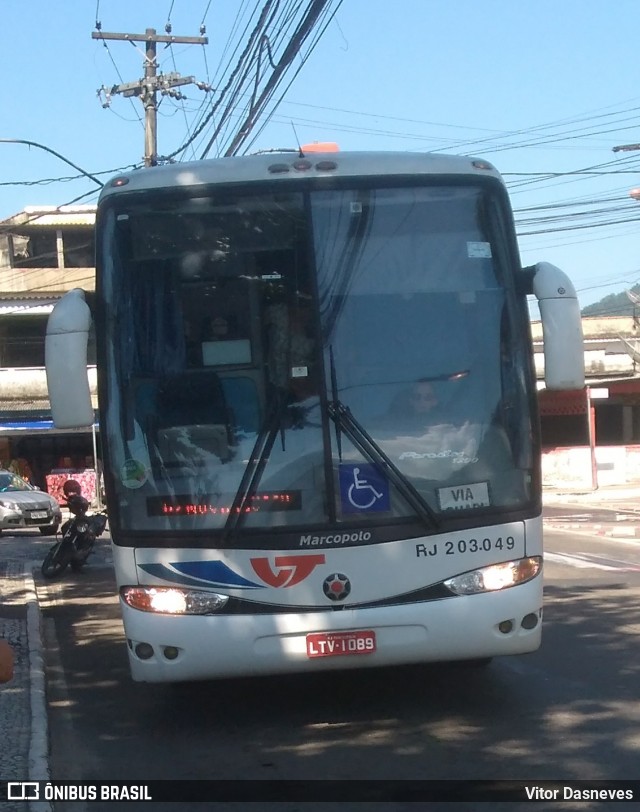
[539,378,640,489]
[0,408,101,505]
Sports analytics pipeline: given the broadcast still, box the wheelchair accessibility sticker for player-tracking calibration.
[339,464,390,514]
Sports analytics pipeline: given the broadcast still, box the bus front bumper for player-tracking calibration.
[120,577,543,683]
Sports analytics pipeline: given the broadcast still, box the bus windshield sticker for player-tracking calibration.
[467,241,492,258]
[120,459,148,489]
[339,463,390,514]
[436,481,490,511]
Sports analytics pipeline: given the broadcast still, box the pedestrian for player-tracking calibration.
[0,638,14,684]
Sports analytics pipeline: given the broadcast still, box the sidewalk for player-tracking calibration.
[0,560,49,811]
[543,481,640,508]
[1,533,112,809]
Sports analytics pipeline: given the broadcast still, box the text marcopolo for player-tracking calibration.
[300,530,371,547]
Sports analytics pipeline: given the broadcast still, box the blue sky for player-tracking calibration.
[3,0,640,312]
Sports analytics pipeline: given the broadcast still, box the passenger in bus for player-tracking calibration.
[407,381,439,415]
[387,380,444,424]
[203,316,231,340]
[288,308,316,401]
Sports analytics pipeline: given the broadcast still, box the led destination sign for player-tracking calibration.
[147,491,302,517]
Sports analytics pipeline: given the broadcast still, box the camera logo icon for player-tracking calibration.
[8,783,40,800]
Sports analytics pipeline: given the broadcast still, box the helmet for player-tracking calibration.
[66,492,90,516]
[62,479,82,498]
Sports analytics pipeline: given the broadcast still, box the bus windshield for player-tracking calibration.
[100,182,535,538]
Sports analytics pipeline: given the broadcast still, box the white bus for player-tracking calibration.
[46,149,584,682]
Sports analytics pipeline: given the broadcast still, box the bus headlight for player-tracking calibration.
[121,586,229,615]
[444,556,542,596]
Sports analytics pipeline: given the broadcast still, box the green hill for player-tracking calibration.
[581,284,640,317]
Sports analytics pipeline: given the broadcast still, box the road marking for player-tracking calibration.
[545,551,640,571]
[577,552,640,571]
[544,513,592,522]
[545,551,618,570]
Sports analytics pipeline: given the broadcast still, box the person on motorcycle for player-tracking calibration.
[62,479,89,516]
[42,481,107,579]
[61,480,91,550]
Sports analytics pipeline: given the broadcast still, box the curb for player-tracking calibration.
[543,490,640,507]
[25,565,52,812]
[543,519,640,538]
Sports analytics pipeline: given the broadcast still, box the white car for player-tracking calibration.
[0,470,62,536]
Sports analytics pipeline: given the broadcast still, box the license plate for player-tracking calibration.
[306,629,376,659]
[30,511,48,520]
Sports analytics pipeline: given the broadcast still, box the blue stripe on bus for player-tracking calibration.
[138,561,263,589]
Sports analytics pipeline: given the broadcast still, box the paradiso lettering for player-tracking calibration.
[299,530,372,547]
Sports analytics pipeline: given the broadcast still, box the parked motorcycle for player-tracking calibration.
[41,485,108,579]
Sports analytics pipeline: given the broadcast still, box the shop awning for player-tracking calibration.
[0,405,98,435]
[537,388,587,416]
[0,421,98,435]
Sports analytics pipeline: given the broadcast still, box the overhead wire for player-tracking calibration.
[220,0,343,157]
[166,0,276,161]
[240,0,343,155]
[92,22,144,127]
[13,8,640,278]
[185,0,260,153]
[203,0,281,157]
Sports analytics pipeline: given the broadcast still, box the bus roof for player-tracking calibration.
[98,150,504,202]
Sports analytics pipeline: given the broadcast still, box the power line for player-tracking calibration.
[167,0,277,161]
[0,140,104,189]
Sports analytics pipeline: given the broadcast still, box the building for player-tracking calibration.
[533,315,640,490]
[0,206,99,501]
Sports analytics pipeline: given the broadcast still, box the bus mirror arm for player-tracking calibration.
[518,266,537,295]
[530,262,585,391]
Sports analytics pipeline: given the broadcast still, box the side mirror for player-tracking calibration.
[532,262,585,391]
[45,289,94,428]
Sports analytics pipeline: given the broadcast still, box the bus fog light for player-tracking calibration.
[521,613,539,630]
[121,586,229,615]
[163,646,180,660]
[135,642,154,660]
[444,556,542,596]
[498,620,514,634]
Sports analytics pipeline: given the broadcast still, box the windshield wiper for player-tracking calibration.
[222,391,287,542]
[328,348,440,531]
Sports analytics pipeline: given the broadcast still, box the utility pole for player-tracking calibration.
[93,27,208,167]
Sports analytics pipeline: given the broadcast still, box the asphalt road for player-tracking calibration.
[21,511,640,812]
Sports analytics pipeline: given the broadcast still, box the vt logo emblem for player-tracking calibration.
[251,554,326,587]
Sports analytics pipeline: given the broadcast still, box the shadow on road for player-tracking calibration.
[38,567,640,789]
